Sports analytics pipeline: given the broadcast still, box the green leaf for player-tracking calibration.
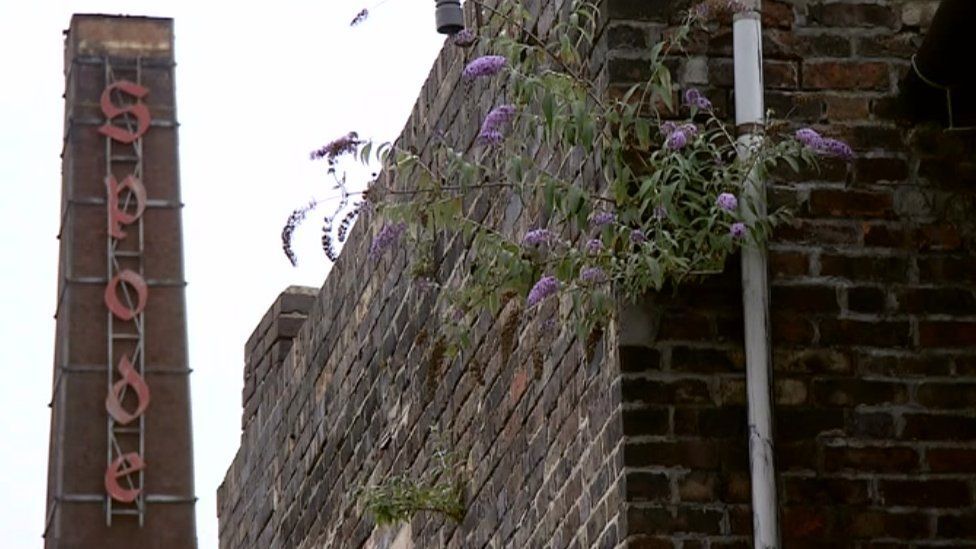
[635,118,651,149]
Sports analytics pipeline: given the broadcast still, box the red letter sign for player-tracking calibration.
[106,175,147,239]
[104,270,148,321]
[98,80,151,144]
[105,355,151,425]
[105,452,146,503]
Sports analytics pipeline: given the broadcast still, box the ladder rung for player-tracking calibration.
[111,333,140,340]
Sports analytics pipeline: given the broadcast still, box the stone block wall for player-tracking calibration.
[218,1,976,548]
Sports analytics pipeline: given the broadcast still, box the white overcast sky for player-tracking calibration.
[0,0,444,546]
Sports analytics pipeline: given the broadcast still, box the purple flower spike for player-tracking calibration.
[666,130,689,150]
[796,128,854,161]
[522,228,554,246]
[695,96,713,110]
[653,205,668,220]
[478,104,517,145]
[478,130,504,146]
[585,238,604,255]
[452,29,476,48]
[462,55,507,80]
[580,267,607,284]
[660,121,678,137]
[716,193,738,212]
[369,222,406,260]
[817,138,855,161]
[527,275,560,307]
[727,0,748,13]
[630,229,647,244]
[310,131,361,162]
[684,88,701,106]
[730,222,747,239]
[795,128,822,147]
[590,211,616,229]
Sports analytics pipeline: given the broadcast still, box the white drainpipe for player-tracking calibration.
[733,1,779,548]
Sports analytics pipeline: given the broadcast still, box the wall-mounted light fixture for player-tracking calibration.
[435,0,464,34]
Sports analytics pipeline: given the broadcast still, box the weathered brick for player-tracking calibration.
[857,33,923,58]
[624,440,721,469]
[919,322,976,347]
[776,221,860,246]
[671,346,743,373]
[836,510,930,539]
[623,407,670,436]
[927,448,976,473]
[938,512,976,538]
[903,413,976,440]
[917,383,976,409]
[772,284,839,313]
[847,287,887,313]
[620,346,663,372]
[824,445,918,473]
[819,254,910,283]
[881,479,971,507]
[781,506,830,539]
[808,189,893,219]
[782,476,870,505]
[819,320,912,348]
[775,349,852,374]
[824,95,870,121]
[813,378,909,406]
[808,3,898,29]
[626,471,670,502]
[771,313,816,344]
[803,61,889,90]
[776,408,845,440]
[674,407,746,438]
[770,250,809,278]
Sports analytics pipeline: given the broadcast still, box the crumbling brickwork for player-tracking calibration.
[218,1,976,548]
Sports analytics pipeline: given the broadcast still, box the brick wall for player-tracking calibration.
[218,1,976,548]
[614,0,976,547]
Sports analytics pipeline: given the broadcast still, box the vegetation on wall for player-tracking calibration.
[282,0,853,526]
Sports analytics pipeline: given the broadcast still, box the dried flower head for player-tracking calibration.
[350,8,369,26]
[527,275,560,307]
[462,55,507,80]
[282,199,319,266]
[310,132,362,173]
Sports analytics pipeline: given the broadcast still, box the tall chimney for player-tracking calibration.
[45,14,197,548]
